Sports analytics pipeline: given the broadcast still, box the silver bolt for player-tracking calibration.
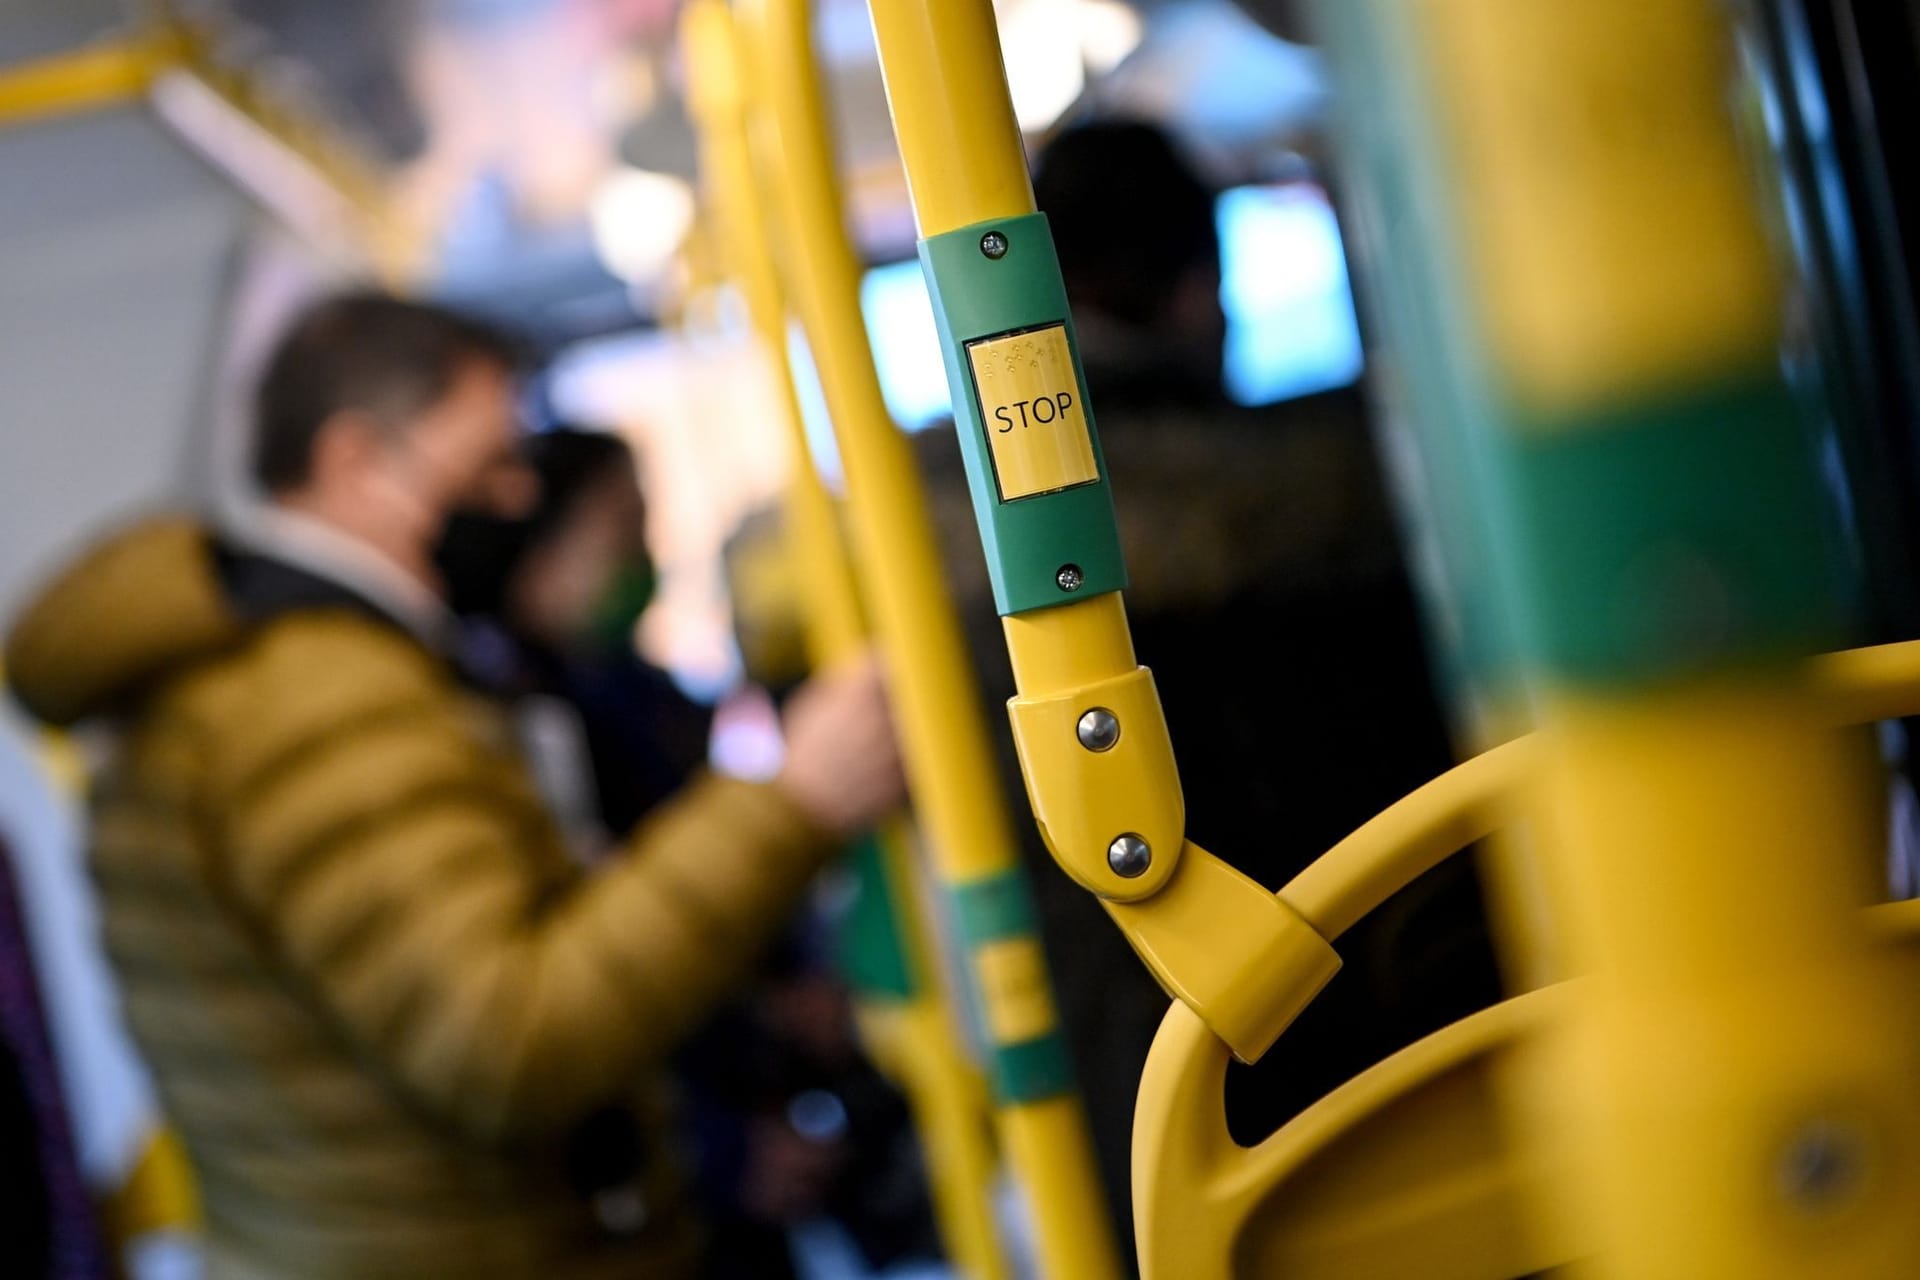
[1076,707,1120,752]
[980,230,1009,259]
[1778,1120,1868,1211]
[1056,563,1084,592]
[1108,833,1152,878]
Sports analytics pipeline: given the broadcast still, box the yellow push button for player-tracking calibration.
[967,323,1099,500]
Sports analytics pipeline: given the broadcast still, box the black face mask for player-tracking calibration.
[432,508,534,620]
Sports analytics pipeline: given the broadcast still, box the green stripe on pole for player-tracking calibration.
[1495,372,1850,683]
[832,834,919,1001]
[951,870,1075,1103]
[990,1031,1076,1104]
[951,868,1039,944]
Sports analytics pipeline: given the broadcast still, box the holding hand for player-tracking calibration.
[775,652,906,837]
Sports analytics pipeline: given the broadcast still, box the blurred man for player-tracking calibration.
[434,428,715,848]
[6,293,904,1280]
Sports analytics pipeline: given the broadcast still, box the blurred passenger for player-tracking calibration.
[435,428,712,851]
[917,120,1500,1241]
[1038,120,1229,409]
[5,292,905,1280]
[436,429,938,1277]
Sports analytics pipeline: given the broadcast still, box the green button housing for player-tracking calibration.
[920,212,1128,615]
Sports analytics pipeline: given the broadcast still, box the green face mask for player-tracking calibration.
[582,556,658,654]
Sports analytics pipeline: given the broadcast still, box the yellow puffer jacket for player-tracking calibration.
[6,516,836,1280]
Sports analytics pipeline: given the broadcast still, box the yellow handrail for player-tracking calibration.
[0,34,172,128]
[859,0,1032,236]
[1282,733,1532,942]
[0,15,416,282]
[679,6,1010,1273]
[737,0,1121,1272]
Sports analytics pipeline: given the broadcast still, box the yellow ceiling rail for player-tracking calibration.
[0,32,176,130]
[158,18,419,283]
[0,14,418,284]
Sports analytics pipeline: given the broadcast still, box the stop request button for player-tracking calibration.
[966,322,1100,502]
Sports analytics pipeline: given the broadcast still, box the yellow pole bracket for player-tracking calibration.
[1001,594,1341,1064]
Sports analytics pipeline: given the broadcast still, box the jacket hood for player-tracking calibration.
[7,516,243,727]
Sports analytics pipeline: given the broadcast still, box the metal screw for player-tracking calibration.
[1108,833,1152,878]
[1076,707,1120,752]
[980,230,1009,259]
[1055,563,1084,592]
[1778,1120,1868,1211]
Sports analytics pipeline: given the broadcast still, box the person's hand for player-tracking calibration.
[775,652,906,837]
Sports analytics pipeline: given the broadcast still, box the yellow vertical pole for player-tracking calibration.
[1320,2,1920,1273]
[838,0,1334,1072]
[680,6,1012,1276]
[848,0,1157,834]
[1514,687,1920,1277]
[735,0,1121,1274]
[854,0,1033,235]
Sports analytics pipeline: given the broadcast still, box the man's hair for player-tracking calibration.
[252,291,523,493]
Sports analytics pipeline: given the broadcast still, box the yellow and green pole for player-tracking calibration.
[847,0,1355,1272]
[680,6,1010,1275]
[735,0,1122,1273]
[1314,2,1920,1273]
[859,0,1338,1077]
